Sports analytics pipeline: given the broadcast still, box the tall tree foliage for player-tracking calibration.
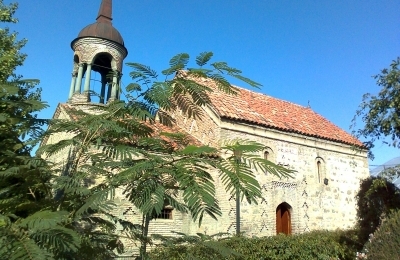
[0,1,26,82]
[40,52,294,258]
[353,57,400,153]
[355,176,400,244]
[0,2,85,259]
[352,58,400,254]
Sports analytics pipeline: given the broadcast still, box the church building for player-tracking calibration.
[44,0,369,252]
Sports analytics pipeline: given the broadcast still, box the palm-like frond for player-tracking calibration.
[196,52,213,67]
[211,62,242,75]
[162,53,190,75]
[7,237,53,260]
[173,78,212,107]
[155,110,176,127]
[142,81,172,109]
[125,83,141,92]
[219,159,261,204]
[171,90,205,119]
[19,210,69,231]
[175,161,221,225]
[126,63,158,79]
[208,73,239,95]
[230,74,262,88]
[169,53,190,68]
[218,140,295,203]
[32,227,81,254]
[74,189,116,218]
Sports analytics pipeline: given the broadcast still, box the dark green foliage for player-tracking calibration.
[0,2,88,259]
[355,176,400,244]
[365,209,400,259]
[151,232,242,259]
[0,1,26,82]
[0,0,49,220]
[353,57,400,153]
[149,230,359,260]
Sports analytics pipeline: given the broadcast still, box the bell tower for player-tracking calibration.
[68,0,127,104]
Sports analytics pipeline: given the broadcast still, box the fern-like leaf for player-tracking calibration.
[19,210,69,232]
[230,74,262,88]
[126,63,158,79]
[196,52,213,67]
[32,227,81,254]
[169,53,189,68]
[74,189,115,218]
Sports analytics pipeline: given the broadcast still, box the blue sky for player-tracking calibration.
[10,0,400,168]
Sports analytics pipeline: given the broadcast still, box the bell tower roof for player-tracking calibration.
[72,0,125,47]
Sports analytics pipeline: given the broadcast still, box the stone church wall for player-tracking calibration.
[165,106,369,236]
[215,119,369,235]
[168,106,221,148]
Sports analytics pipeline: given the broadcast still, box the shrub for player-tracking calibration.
[365,209,400,259]
[149,230,359,260]
[356,177,400,244]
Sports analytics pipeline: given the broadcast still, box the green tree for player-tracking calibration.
[365,209,400,259]
[0,2,84,259]
[355,176,400,244]
[353,57,400,153]
[40,52,294,259]
[0,1,26,82]
[353,58,400,250]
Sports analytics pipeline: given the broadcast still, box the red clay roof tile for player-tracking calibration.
[204,83,363,147]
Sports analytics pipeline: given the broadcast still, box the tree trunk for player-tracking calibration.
[139,213,151,259]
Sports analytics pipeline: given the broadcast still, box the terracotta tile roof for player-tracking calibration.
[194,78,363,147]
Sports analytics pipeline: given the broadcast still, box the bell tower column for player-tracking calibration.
[110,71,119,100]
[83,63,92,92]
[99,74,107,104]
[74,63,84,94]
[68,72,77,99]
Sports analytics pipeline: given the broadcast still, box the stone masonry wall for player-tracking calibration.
[215,120,369,235]
[167,106,369,236]
[168,106,221,148]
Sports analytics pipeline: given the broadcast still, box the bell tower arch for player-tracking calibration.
[68,0,127,104]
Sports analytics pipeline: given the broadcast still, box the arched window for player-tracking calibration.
[264,151,270,161]
[315,157,327,184]
[263,147,274,175]
[276,202,292,235]
[317,160,321,183]
[91,52,114,103]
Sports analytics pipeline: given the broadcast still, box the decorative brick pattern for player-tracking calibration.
[72,37,127,71]
[272,181,297,190]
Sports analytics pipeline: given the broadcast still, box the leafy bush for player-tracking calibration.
[149,230,359,260]
[365,209,400,259]
[355,177,400,244]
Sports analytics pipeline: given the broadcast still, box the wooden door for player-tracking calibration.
[276,203,292,235]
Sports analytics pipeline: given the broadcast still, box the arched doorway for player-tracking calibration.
[276,202,292,235]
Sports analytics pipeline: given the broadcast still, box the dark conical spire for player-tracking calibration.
[73,0,126,47]
[96,0,112,23]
